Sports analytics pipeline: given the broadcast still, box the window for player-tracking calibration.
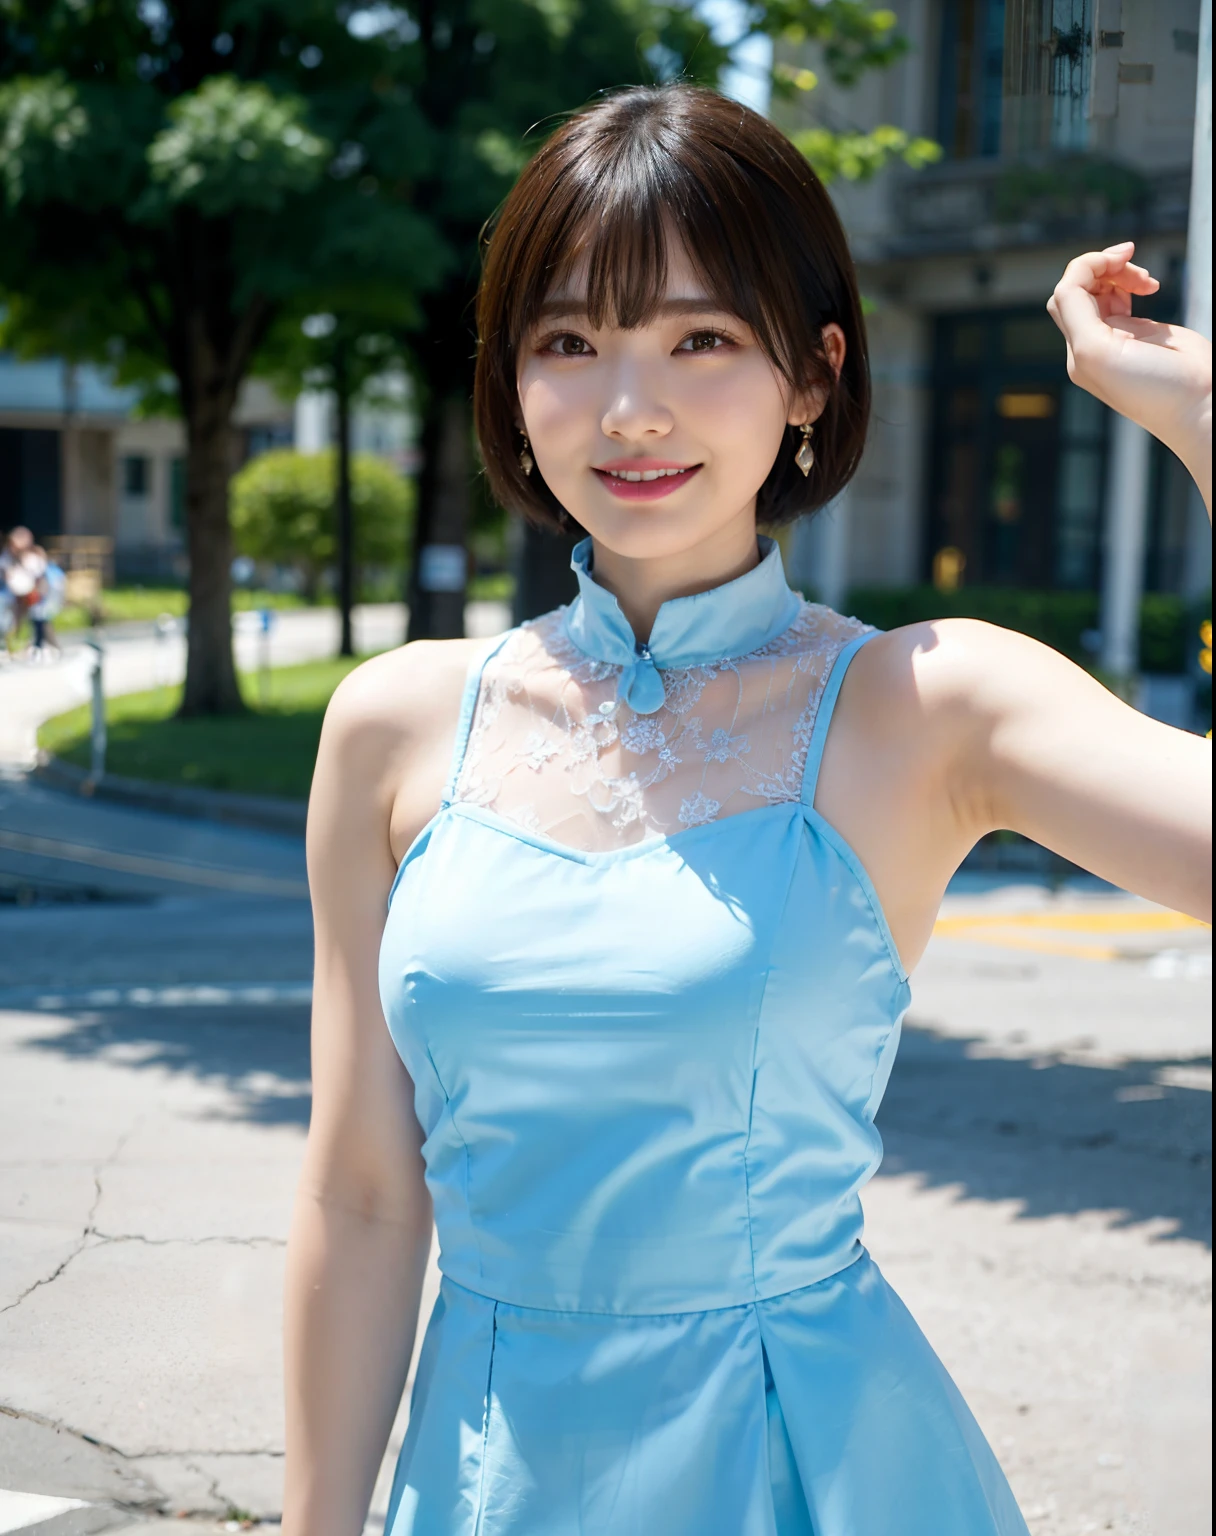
[926,310,1109,590]
[939,1,1100,159]
[122,454,150,497]
[1003,0,1093,153]
[937,0,1008,158]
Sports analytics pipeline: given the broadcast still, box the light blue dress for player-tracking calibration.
[379,539,1029,1535]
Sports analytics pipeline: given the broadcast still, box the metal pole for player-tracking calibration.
[1181,0,1214,606]
[259,607,273,706]
[1185,0,1212,342]
[1100,413,1152,683]
[88,638,106,782]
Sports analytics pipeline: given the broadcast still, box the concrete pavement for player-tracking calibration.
[0,779,1209,1534]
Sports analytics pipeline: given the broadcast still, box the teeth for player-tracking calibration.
[607,467,687,481]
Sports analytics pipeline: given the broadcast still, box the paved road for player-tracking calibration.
[0,783,1209,1535]
[0,600,511,771]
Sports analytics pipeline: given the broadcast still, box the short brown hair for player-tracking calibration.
[474,84,870,532]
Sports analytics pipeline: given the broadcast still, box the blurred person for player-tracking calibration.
[26,545,65,658]
[0,526,44,656]
[284,87,1212,1536]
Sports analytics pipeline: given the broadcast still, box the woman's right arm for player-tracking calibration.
[282,646,466,1535]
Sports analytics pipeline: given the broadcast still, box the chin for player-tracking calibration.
[568,483,752,563]
[574,504,724,562]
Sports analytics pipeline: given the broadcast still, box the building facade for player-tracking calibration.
[0,358,293,580]
[777,0,1210,621]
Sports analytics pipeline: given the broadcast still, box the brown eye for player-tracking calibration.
[550,333,592,356]
[678,330,729,353]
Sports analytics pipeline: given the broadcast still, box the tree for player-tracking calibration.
[229,446,411,601]
[258,312,408,654]
[0,1,932,693]
[0,1,444,712]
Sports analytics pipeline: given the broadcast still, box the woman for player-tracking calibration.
[283,87,1211,1535]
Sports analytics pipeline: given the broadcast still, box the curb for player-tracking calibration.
[33,754,308,837]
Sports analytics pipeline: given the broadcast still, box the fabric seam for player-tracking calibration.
[440,1248,867,1320]
[424,1044,485,1283]
[471,1301,499,1536]
[740,825,805,1301]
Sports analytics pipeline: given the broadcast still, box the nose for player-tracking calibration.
[599,360,675,442]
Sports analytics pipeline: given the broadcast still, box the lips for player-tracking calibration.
[592,463,702,501]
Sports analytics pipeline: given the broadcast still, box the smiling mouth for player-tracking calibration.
[593,464,702,500]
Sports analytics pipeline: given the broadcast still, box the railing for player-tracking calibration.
[885,156,1191,258]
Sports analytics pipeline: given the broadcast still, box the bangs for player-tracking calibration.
[474,85,869,533]
[501,119,822,390]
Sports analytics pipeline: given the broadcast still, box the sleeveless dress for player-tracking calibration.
[378,537,1030,1535]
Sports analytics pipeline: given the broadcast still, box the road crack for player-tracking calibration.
[0,1122,140,1316]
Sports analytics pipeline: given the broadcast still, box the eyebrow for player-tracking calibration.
[535,296,733,321]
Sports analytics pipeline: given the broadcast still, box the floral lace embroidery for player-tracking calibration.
[452,600,873,852]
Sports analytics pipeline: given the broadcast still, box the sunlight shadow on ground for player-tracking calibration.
[878,1020,1211,1247]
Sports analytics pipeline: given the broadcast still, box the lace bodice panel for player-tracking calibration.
[451,602,874,853]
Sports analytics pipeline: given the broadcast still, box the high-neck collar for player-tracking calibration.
[563,535,802,714]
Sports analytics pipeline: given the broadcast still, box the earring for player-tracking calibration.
[794,423,815,477]
[519,433,534,476]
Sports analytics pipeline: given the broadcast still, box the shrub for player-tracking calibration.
[844,586,1200,675]
[229,449,412,598]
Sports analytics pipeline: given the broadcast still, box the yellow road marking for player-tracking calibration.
[0,828,309,898]
[933,908,1210,962]
[934,911,1208,936]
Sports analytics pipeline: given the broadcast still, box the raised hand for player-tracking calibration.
[1047,242,1211,511]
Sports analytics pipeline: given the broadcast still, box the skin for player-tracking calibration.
[282,239,1212,1534]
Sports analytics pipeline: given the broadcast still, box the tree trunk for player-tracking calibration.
[335,339,355,658]
[179,385,244,716]
[407,391,471,641]
[513,520,580,624]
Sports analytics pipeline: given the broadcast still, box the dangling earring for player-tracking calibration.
[519,432,534,476]
[794,422,815,477]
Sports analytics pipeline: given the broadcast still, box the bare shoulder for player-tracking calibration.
[312,637,489,862]
[322,637,485,751]
[842,617,1080,727]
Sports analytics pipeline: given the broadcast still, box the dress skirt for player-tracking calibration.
[385,1253,1029,1536]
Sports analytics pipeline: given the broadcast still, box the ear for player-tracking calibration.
[785,322,847,427]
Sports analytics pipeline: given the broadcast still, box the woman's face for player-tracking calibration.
[516,240,843,565]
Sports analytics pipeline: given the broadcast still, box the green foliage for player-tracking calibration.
[765,2,905,86]
[844,586,1199,675]
[792,124,941,183]
[229,449,412,589]
[144,75,330,216]
[994,155,1149,224]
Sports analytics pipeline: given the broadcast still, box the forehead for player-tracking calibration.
[539,233,734,328]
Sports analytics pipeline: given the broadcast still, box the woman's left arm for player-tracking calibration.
[942,621,1211,922]
[950,243,1211,921]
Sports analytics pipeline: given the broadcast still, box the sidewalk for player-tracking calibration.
[0,600,510,773]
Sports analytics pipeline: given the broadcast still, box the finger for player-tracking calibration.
[1100,257,1160,296]
[1052,263,1108,348]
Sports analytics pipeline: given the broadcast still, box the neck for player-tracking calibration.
[589,516,763,643]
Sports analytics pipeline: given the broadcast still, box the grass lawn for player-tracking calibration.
[55,573,512,633]
[38,654,374,800]
[57,587,311,632]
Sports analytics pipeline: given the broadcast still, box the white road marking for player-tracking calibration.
[0,981,313,1011]
[0,1489,89,1534]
